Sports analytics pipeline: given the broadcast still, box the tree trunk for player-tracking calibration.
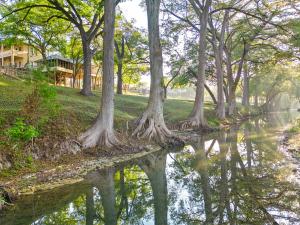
[79,0,118,148]
[228,90,237,116]
[117,62,123,95]
[242,63,250,107]
[254,92,258,107]
[182,0,212,129]
[204,84,217,105]
[132,0,171,142]
[80,39,93,96]
[225,48,236,116]
[210,11,228,120]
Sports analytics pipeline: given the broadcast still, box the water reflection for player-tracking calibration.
[1,112,300,225]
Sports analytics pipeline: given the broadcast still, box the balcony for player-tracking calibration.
[0,49,28,58]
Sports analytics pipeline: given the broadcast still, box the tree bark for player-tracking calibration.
[132,0,171,142]
[209,11,228,120]
[80,38,93,96]
[242,63,250,107]
[79,0,118,148]
[182,0,212,129]
[115,36,125,95]
[117,62,123,95]
[204,84,217,105]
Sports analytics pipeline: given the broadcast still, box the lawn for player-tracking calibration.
[0,76,218,133]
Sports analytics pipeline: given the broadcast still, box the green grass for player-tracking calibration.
[0,76,218,132]
[0,76,220,177]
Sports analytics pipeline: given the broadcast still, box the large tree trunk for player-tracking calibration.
[80,38,93,96]
[182,0,212,129]
[242,63,250,107]
[132,0,171,142]
[79,0,118,148]
[225,48,236,116]
[117,62,123,95]
[211,11,228,120]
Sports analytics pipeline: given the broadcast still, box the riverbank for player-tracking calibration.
[0,76,259,207]
[283,122,300,160]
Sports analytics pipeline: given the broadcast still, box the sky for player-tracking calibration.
[118,1,147,30]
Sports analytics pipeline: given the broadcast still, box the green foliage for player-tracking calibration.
[38,83,60,115]
[5,118,39,142]
[288,119,300,133]
[0,195,5,207]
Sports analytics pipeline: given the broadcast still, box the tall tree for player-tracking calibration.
[132,0,171,141]
[182,0,212,128]
[208,9,229,120]
[79,0,118,148]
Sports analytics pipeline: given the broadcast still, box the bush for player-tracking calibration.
[5,118,39,142]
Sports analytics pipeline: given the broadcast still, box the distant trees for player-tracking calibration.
[62,33,83,88]
[114,16,149,95]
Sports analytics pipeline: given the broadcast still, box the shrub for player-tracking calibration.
[5,118,39,142]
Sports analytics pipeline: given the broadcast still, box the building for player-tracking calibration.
[0,44,101,89]
[0,44,42,68]
[38,55,102,89]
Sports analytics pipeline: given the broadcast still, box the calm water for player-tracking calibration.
[1,112,300,225]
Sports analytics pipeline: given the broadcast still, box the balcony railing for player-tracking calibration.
[0,49,28,58]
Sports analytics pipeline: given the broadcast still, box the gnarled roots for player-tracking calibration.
[180,116,209,131]
[132,112,172,142]
[79,125,118,149]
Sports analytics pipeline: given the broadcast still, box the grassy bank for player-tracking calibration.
[0,76,219,178]
[0,76,219,130]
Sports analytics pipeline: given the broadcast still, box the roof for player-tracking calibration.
[37,54,75,64]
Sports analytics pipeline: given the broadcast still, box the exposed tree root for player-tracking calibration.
[80,89,94,97]
[180,116,208,130]
[132,112,172,143]
[180,116,209,130]
[79,125,118,149]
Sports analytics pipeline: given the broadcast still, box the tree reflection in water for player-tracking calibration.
[1,113,300,225]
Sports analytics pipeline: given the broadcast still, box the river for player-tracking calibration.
[1,111,300,225]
